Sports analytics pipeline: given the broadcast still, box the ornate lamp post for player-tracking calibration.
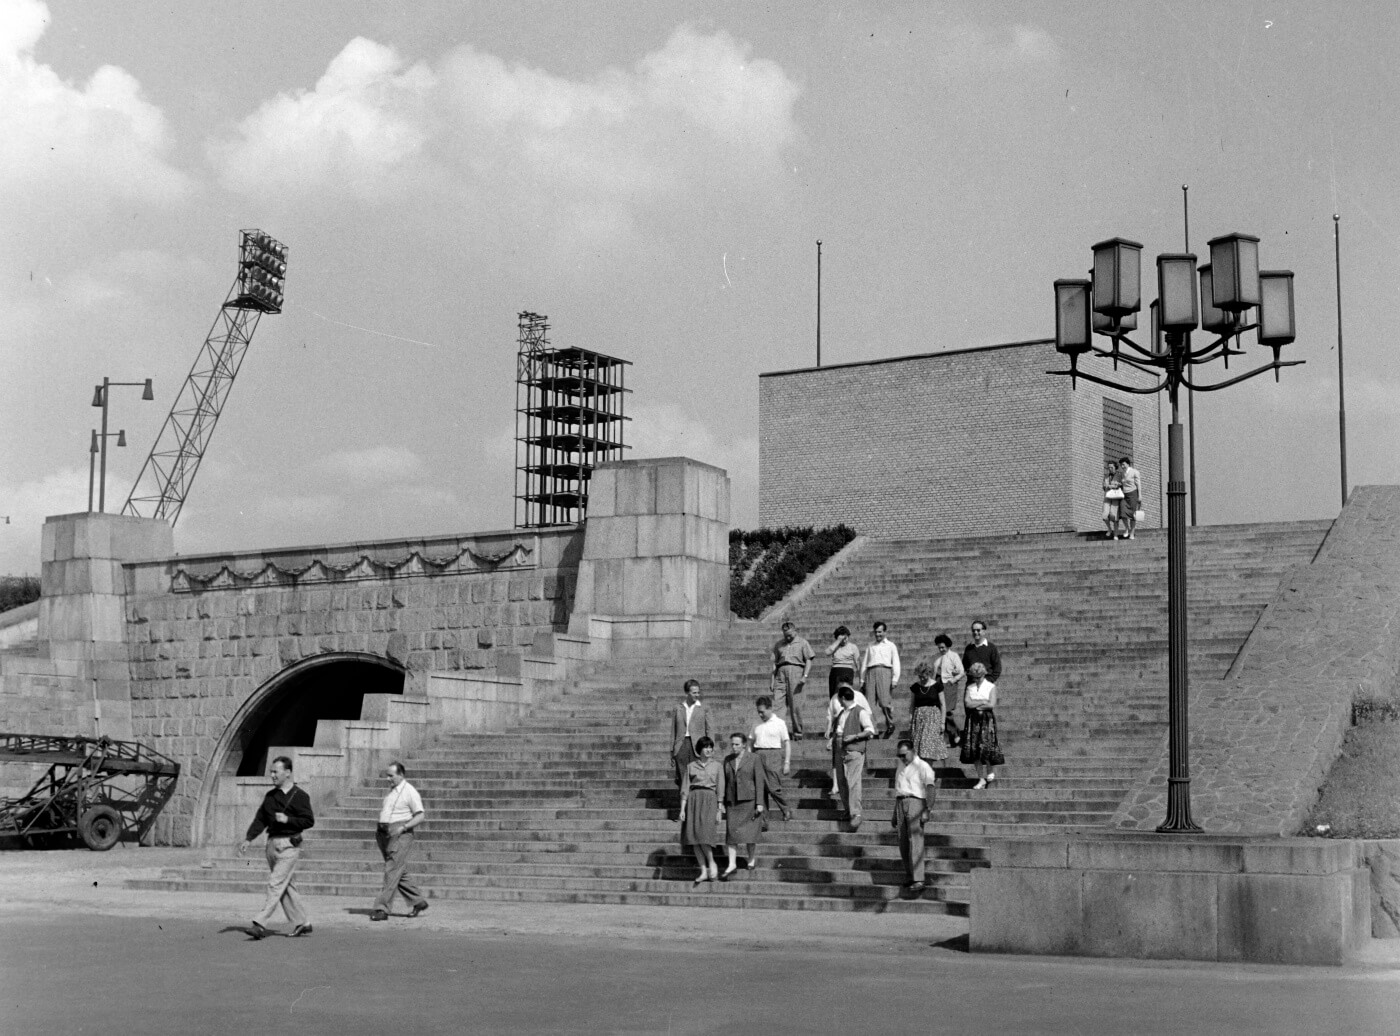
[1051,233,1302,832]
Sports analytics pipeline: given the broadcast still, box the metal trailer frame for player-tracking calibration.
[0,734,180,851]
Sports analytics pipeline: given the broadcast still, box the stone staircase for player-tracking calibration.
[131,521,1332,914]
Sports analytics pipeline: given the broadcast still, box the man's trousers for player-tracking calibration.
[253,837,308,927]
[373,826,428,914]
[895,796,927,883]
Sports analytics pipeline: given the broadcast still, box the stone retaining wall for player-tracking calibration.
[1112,486,1400,833]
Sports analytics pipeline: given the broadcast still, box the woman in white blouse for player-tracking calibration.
[959,662,1004,789]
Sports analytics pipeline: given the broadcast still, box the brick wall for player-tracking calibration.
[759,340,1161,537]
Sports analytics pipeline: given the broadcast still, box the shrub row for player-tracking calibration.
[0,576,40,614]
[729,525,856,620]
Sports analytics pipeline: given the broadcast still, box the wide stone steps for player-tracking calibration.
[135,521,1328,914]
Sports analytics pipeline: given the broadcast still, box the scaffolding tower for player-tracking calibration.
[514,312,629,528]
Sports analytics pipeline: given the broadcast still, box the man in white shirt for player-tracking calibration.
[749,696,794,821]
[830,685,875,829]
[890,739,938,893]
[859,621,901,738]
[370,761,428,921]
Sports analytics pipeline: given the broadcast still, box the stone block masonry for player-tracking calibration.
[120,527,583,841]
[1113,486,1400,834]
[758,340,1160,538]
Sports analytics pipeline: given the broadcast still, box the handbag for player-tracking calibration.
[1134,508,1146,521]
[1105,488,1125,500]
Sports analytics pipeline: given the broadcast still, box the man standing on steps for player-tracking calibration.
[770,621,815,740]
[238,755,315,939]
[859,621,901,738]
[1118,456,1142,540]
[831,684,875,830]
[750,696,794,821]
[890,738,938,893]
[370,761,428,922]
[671,679,711,786]
[962,619,1002,690]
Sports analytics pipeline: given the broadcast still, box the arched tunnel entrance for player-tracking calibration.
[198,653,406,845]
[232,657,405,776]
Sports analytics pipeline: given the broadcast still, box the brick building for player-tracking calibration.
[759,339,1162,538]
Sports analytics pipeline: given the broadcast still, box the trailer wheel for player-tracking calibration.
[78,805,122,851]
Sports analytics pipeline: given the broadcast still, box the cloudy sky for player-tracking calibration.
[1,0,1396,572]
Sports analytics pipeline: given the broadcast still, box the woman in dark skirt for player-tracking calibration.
[721,732,766,877]
[679,736,725,883]
[907,661,948,766]
[960,662,1004,789]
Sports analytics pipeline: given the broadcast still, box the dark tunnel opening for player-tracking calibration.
[234,658,405,777]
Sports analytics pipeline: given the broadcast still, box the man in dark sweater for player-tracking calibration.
[239,755,316,938]
[961,620,1002,686]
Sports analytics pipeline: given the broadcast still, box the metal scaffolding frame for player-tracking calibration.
[123,230,287,525]
[514,312,630,528]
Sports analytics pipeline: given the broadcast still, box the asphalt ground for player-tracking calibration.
[1,847,1398,1035]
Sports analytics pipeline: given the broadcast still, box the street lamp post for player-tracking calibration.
[90,377,153,512]
[1051,232,1301,832]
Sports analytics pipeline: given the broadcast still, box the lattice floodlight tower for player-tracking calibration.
[514,311,630,528]
[123,230,288,525]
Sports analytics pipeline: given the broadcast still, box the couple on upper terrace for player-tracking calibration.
[1102,455,1143,540]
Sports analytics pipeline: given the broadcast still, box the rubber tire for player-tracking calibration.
[78,805,123,851]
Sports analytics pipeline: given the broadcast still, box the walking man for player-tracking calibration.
[370,761,429,922]
[831,684,875,830]
[962,619,1002,686]
[670,679,710,786]
[891,738,938,893]
[239,755,315,939]
[770,621,815,740]
[859,621,901,737]
[750,696,794,821]
[1119,456,1142,540]
[823,681,871,797]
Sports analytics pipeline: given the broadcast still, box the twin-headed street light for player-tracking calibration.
[90,377,153,513]
[1050,232,1302,832]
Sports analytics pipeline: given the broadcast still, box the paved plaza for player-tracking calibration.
[1,848,1398,1035]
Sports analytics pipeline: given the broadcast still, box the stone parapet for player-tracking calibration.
[1112,486,1400,834]
[971,833,1371,965]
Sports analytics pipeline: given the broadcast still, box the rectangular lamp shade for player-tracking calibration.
[1054,279,1092,354]
[1198,265,1238,335]
[1157,253,1199,332]
[1091,238,1143,316]
[1093,308,1138,333]
[1207,233,1261,312]
[1149,300,1166,355]
[1257,270,1296,346]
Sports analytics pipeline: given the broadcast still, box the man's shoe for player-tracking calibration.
[907,882,926,894]
[410,902,429,918]
[249,921,270,940]
[782,810,795,822]
[849,815,862,831]
[290,924,313,937]
[792,732,803,741]
[370,910,389,921]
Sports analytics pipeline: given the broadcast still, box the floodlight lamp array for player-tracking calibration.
[237,230,288,312]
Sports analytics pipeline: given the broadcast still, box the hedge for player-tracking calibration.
[729,525,856,619]
[0,576,40,614]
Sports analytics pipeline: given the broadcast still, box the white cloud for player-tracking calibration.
[320,445,428,486]
[209,26,800,247]
[0,0,192,231]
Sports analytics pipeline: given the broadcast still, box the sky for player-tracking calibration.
[1,0,1397,573]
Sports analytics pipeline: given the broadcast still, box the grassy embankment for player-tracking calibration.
[1306,689,1400,839]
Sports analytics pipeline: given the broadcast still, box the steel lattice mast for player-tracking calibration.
[123,230,287,525]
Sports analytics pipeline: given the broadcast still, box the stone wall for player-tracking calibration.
[1113,486,1400,833]
[758,340,1160,538]
[121,527,583,841]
